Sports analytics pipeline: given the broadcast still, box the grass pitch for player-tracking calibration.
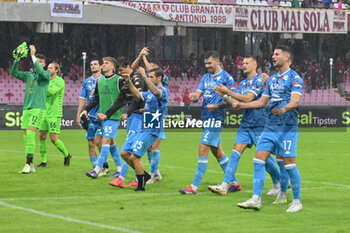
[0,129,350,233]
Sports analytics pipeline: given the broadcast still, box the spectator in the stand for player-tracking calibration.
[181,65,188,79]
[323,0,332,8]
[305,76,312,94]
[259,39,268,60]
[5,91,14,101]
[320,56,329,78]
[335,57,346,96]
[263,59,272,75]
[311,70,318,90]
[307,61,315,77]
[183,88,191,109]
[292,0,300,8]
[319,77,327,90]
[301,0,312,8]
[314,63,323,88]
[337,0,343,9]
[70,74,78,82]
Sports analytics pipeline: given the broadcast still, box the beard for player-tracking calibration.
[273,62,281,68]
[91,70,98,74]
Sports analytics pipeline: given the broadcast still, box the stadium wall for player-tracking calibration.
[0,105,349,130]
[0,1,221,28]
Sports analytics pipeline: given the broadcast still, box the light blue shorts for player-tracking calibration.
[200,126,222,148]
[235,126,264,148]
[101,119,120,139]
[257,124,299,157]
[132,132,158,157]
[122,114,142,153]
[86,118,102,140]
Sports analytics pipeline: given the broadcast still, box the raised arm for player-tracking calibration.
[124,74,142,99]
[124,74,147,116]
[131,47,149,70]
[138,67,161,97]
[29,45,50,81]
[10,60,28,81]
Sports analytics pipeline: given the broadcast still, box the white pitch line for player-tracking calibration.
[1,149,349,189]
[0,192,181,201]
[0,201,142,233]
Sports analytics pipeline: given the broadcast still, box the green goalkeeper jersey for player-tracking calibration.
[98,74,122,121]
[11,60,50,110]
[46,76,65,117]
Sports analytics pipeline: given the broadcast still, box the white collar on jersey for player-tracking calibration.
[277,68,291,77]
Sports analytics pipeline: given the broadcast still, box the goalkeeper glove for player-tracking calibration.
[13,42,29,60]
[80,114,90,130]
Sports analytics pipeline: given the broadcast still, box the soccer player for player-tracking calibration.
[119,67,168,191]
[76,59,114,176]
[131,47,169,183]
[106,56,148,187]
[207,56,281,195]
[10,44,50,173]
[82,57,123,178]
[179,51,234,194]
[37,63,71,167]
[236,45,303,212]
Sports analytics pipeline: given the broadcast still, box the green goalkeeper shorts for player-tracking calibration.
[39,116,62,134]
[21,108,46,130]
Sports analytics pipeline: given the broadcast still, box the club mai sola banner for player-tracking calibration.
[50,0,83,18]
[89,0,234,26]
[233,7,348,34]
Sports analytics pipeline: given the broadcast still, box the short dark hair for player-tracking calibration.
[147,58,160,67]
[244,55,258,66]
[204,51,219,60]
[36,54,46,62]
[116,57,130,68]
[275,45,293,61]
[149,68,164,80]
[102,57,117,68]
[90,58,101,65]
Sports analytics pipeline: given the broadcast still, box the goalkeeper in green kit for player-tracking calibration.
[10,43,50,174]
[38,62,71,167]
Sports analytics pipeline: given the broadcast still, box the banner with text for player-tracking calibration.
[89,0,233,25]
[50,0,83,18]
[1,105,349,130]
[233,7,348,34]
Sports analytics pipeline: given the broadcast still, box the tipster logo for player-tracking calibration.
[143,110,162,129]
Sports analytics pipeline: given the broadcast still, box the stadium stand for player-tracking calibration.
[1,65,350,106]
